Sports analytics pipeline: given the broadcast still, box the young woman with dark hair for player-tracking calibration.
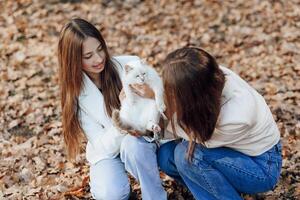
[58,18,167,200]
[157,47,282,200]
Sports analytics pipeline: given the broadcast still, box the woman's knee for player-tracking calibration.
[157,141,177,174]
[89,159,130,200]
[120,135,140,151]
[174,141,191,171]
[90,181,130,200]
[120,135,156,160]
[174,142,210,170]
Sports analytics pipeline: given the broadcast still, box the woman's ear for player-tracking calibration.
[125,64,133,73]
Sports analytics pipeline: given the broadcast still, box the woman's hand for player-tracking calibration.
[119,84,154,101]
[130,83,155,99]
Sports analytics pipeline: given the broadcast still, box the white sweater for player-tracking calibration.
[165,66,280,156]
[78,55,140,165]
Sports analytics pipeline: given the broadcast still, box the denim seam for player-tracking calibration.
[213,160,268,181]
[183,158,221,199]
[179,163,220,199]
[200,171,220,199]
[192,156,215,171]
[252,152,278,189]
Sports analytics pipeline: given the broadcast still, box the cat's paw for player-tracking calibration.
[151,124,161,134]
[153,132,159,140]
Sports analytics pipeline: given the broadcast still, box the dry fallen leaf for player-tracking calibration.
[0,0,299,199]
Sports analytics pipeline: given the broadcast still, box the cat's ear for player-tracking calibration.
[125,64,133,73]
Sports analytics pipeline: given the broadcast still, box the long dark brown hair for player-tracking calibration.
[57,18,122,160]
[162,47,225,161]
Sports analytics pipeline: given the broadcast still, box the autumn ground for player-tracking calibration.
[0,0,299,199]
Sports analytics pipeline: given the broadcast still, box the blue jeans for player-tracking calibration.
[90,135,167,200]
[90,158,130,200]
[158,140,282,200]
[120,135,167,200]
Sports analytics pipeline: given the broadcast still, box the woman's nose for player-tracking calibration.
[95,51,104,62]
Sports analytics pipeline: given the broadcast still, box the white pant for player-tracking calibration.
[89,135,167,200]
[89,158,130,200]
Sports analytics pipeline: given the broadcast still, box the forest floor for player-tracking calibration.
[0,0,299,199]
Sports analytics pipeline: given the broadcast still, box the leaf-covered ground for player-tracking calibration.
[0,0,299,199]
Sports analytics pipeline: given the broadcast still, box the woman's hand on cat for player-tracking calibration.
[119,84,155,101]
[130,84,155,99]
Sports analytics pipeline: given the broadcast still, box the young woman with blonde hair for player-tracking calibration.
[158,47,282,200]
[58,18,167,200]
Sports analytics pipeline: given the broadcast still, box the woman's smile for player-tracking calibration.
[93,59,105,69]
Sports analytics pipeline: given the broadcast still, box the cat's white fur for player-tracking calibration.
[119,59,166,139]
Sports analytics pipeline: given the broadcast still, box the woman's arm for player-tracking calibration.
[79,109,125,156]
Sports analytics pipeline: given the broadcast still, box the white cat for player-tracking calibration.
[112,59,166,140]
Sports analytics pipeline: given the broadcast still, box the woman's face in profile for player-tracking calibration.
[82,37,106,76]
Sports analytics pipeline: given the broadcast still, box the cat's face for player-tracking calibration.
[124,60,148,84]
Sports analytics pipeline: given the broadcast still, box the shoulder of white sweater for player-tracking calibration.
[218,65,260,132]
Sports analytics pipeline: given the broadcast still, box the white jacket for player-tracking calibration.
[166,66,280,156]
[78,55,139,165]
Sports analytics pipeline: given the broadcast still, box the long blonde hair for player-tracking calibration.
[57,18,122,160]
